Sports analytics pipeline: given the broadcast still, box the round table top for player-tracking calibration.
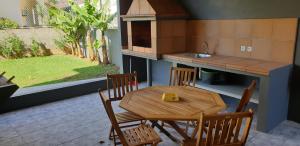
[119,86,226,121]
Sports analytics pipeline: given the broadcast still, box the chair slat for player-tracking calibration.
[129,75,133,91]
[195,110,254,146]
[192,68,197,86]
[121,77,125,97]
[220,118,230,144]
[107,76,111,99]
[117,78,121,98]
[125,76,129,92]
[233,117,243,142]
[169,68,173,86]
[206,120,216,145]
[112,78,117,98]
[173,69,178,86]
[187,71,191,85]
[175,70,178,85]
[183,71,188,85]
[134,71,138,90]
[196,113,205,146]
[226,118,238,144]
[213,119,223,144]
[169,67,196,87]
[107,72,138,100]
[241,117,253,143]
[180,70,184,85]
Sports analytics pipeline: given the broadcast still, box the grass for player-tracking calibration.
[0,55,118,87]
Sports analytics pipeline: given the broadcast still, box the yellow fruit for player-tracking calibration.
[162,93,179,102]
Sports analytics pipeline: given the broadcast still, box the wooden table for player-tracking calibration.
[120,86,226,142]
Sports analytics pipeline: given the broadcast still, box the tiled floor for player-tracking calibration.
[1,92,300,146]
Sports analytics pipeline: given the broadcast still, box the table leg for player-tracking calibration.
[150,120,180,143]
[165,121,190,140]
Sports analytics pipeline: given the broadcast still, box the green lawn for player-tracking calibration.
[0,55,118,87]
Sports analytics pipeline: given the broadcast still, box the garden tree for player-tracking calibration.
[70,0,98,62]
[48,0,115,63]
[48,3,86,57]
[71,0,116,64]
[93,0,116,64]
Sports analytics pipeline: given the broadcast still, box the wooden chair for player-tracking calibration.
[169,67,197,87]
[100,92,161,146]
[161,67,197,132]
[236,80,257,112]
[106,72,139,101]
[100,72,144,141]
[183,109,254,146]
[198,80,256,135]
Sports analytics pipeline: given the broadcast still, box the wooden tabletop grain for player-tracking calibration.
[119,86,226,121]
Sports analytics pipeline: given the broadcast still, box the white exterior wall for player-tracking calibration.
[0,0,22,25]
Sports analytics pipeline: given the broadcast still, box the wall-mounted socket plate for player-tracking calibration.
[247,46,253,52]
[240,45,246,52]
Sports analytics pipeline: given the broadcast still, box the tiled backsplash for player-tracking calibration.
[186,18,298,64]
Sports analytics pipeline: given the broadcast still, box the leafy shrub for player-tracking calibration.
[39,43,52,56]
[30,39,52,57]
[93,40,101,50]
[0,35,26,58]
[54,38,72,54]
[0,18,18,29]
[0,36,52,59]
[30,39,40,57]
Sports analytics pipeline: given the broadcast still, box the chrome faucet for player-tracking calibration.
[201,41,209,54]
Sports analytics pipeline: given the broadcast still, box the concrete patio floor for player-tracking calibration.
[1,87,300,146]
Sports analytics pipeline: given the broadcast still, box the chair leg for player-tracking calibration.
[112,130,117,146]
[109,126,114,140]
[141,120,146,124]
[185,121,190,134]
[185,121,197,134]
[160,121,165,132]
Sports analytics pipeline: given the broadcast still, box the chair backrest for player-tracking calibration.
[99,90,129,146]
[106,72,138,101]
[236,80,257,112]
[196,109,254,146]
[169,67,197,87]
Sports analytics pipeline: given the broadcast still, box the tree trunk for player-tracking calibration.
[101,31,109,64]
[71,43,75,55]
[76,40,83,58]
[73,42,78,56]
[96,46,102,64]
[86,30,96,61]
[82,36,87,58]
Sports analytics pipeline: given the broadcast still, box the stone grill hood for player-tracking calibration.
[122,0,188,20]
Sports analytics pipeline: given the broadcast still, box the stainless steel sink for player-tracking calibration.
[194,53,212,58]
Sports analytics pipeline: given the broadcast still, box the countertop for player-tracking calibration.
[162,53,289,76]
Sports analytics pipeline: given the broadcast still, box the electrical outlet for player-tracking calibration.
[247,46,253,52]
[240,45,246,52]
